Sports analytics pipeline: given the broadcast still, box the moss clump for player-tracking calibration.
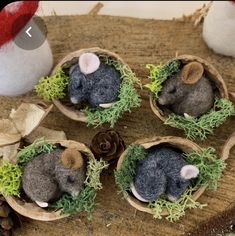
[35,67,69,101]
[17,138,56,167]
[51,157,108,219]
[115,144,225,222]
[145,60,181,97]
[165,98,235,140]
[82,56,141,127]
[114,145,146,197]
[0,162,22,197]
[149,186,206,222]
[185,147,226,190]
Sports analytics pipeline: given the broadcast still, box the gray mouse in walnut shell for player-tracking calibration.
[131,146,199,202]
[158,62,214,117]
[22,147,86,208]
[68,52,121,109]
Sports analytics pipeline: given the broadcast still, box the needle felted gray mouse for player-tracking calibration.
[68,53,121,108]
[158,62,214,117]
[22,147,86,208]
[131,146,199,202]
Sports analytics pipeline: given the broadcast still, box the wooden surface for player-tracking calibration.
[3,15,235,236]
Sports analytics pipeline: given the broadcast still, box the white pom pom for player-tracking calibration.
[79,53,100,75]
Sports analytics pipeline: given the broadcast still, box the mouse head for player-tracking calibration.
[166,164,199,201]
[56,148,85,196]
[158,62,204,106]
[68,53,100,104]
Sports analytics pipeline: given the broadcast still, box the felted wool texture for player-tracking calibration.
[22,148,86,203]
[133,147,191,201]
[158,74,214,117]
[69,62,121,107]
[0,21,53,96]
[203,1,235,58]
[0,1,39,47]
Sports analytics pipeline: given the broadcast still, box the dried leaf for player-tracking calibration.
[0,142,20,164]
[9,103,53,137]
[0,120,21,147]
[25,126,67,143]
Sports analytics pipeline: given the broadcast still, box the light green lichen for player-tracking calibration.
[0,162,22,197]
[35,67,69,101]
[145,60,181,97]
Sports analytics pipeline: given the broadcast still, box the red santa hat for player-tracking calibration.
[0,1,39,48]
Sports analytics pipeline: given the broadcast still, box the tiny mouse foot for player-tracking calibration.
[99,103,114,108]
[167,195,177,202]
[184,113,194,119]
[35,201,48,208]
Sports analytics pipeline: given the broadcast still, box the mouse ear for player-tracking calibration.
[181,62,204,84]
[79,53,100,75]
[61,148,84,170]
[180,165,199,180]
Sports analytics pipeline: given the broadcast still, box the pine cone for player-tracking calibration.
[90,129,125,162]
[0,196,21,236]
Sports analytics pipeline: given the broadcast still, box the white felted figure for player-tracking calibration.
[0,1,53,96]
[203,1,235,57]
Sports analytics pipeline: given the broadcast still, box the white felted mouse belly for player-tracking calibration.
[0,20,53,96]
[203,1,235,58]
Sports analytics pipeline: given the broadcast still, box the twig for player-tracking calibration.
[88,2,104,16]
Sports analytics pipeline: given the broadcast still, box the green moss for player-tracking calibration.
[50,186,96,220]
[145,60,181,97]
[115,144,225,222]
[35,67,69,101]
[165,98,235,140]
[185,147,226,190]
[83,79,141,127]
[82,55,141,127]
[35,54,141,127]
[149,186,206,222]
[0,162,22,197]
[114,145,146,197]
[17,138,56,167]
[51,157,108,219]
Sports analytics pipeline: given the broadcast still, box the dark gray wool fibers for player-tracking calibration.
[68,62,121,107]
[133,146,192,201]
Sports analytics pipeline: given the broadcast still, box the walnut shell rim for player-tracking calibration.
[116,136,207,216]
[149,54,229,123]
[4,140,95,221]
[52,47,126,123]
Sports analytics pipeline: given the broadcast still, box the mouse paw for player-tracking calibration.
[167,195,177,202]
[184,113,194,119]
[35,201,48,208]
[99,103,114,108]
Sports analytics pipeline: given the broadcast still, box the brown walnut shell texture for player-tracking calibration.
[91,129,125,162]
[116,134,235,216]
